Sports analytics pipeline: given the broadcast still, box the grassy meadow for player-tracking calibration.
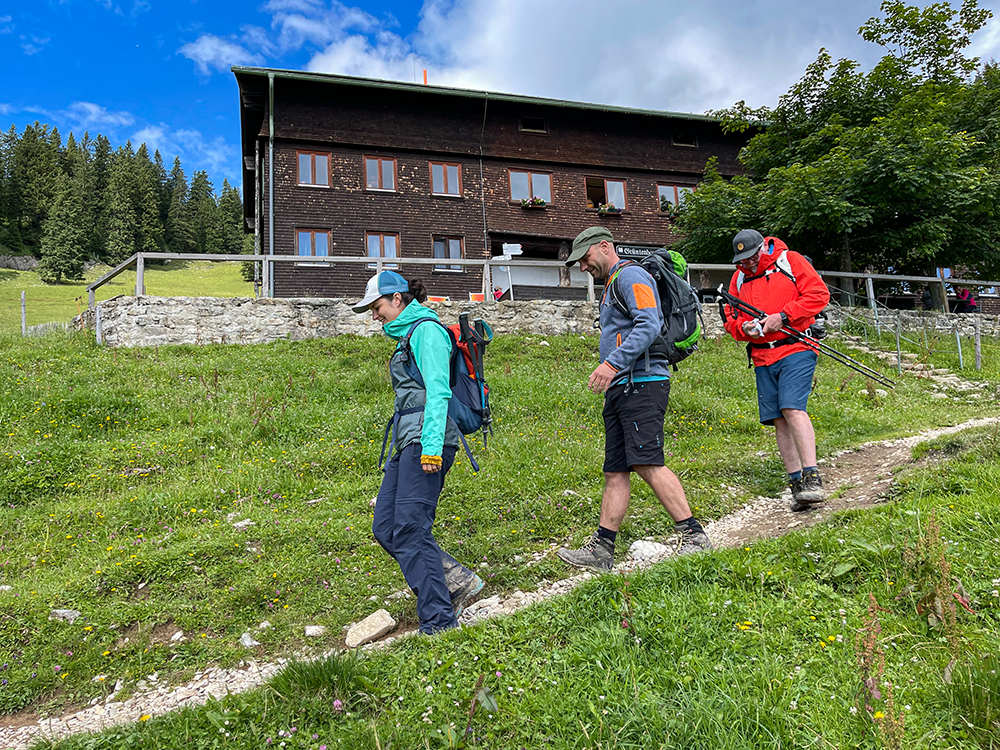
[0,324,997,749]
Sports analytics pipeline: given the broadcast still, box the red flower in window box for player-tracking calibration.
[520,196,547,208]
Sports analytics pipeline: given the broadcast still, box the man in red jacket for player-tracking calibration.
[723,230,831,511]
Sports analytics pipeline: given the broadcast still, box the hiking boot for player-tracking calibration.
[557,532,614,572]
[789,476,809,512]
[451,574,485,619]
[675,530,712,556]
[791,469,826,511]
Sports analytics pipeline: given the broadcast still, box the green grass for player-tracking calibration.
[0,262,254,336]
[0,329,998,748]
[36,425,1000,750]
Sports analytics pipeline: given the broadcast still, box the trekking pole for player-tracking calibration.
[717,286,896,388]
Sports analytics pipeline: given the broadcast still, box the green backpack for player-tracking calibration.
[608,248,703,368]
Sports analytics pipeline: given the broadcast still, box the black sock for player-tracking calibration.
[597,526,617,544]
[675,517,704,535]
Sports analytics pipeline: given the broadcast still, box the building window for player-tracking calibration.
[296,229,331,256]
[433,236,463,272]
[658,184,694,213]
[364,156,396,191]
[519,116,547,133]
[585,177,626,210]
[297,152,330,187]
[509,170,552,203]
[430,162,462,196]
[366,232,399,268]
[672,132,698,148]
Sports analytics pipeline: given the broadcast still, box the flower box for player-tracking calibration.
[596,203,622,216]
[520,197,547,208]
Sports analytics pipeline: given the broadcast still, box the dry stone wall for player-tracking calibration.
[76,295,628,348]
[73,295,997,348]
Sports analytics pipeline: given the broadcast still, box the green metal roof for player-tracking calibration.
[232,66,719,123]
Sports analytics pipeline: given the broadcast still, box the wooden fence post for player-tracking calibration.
[136,255,145,296]
[21,291,26,336]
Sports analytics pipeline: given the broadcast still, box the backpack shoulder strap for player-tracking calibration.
[398,318,453,384]
[773,250,796,285]
[606,260,637,318]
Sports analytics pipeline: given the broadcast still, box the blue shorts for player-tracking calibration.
[754,350,817,425]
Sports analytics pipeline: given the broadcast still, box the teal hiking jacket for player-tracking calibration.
[382,301,458,459]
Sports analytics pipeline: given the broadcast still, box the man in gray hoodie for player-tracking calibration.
[557,227,711,572]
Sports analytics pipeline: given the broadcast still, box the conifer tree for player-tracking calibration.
[164,157,192,254]
[91,134,112,259]
[134,144,164,253]
[38,173,87,282]
[105,144,138,263]
[12,122,60,252]
[188,170,222,253]
[218,179,245,255]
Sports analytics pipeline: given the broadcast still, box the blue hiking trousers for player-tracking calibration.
[372,443,475,634]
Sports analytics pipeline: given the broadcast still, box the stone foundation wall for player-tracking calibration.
[73,295,997,348]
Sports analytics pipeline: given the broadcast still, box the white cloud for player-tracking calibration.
[179,33,266,74]
[132,125,240,182]
[20,34,50,56]
[176,0,1000,113]
[15,101,135,136]
[64,101,136,129]
[0,15,12,35]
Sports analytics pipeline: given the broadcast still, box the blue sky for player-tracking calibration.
[3,0,1000,196]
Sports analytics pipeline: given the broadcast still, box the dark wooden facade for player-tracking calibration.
[234,68,751,299]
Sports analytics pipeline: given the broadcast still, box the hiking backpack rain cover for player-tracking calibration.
[608,248,702,367]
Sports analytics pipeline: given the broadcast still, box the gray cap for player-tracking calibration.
[732,229,764,263]
[565,226,613,266]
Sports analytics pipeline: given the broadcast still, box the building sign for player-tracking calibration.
[616,245,662,259]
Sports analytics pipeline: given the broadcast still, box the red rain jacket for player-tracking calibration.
[723,237,831,367]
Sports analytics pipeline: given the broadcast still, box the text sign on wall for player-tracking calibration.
[616,245,662,259]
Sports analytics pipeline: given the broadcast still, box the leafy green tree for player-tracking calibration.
[38,173,87,283]
[679,0,1000,284]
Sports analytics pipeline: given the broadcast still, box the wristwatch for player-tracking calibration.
[779,311,789,327]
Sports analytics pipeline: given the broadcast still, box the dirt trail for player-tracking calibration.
[3,390,999,749]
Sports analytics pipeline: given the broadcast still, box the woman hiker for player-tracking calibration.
[352,270,484,635]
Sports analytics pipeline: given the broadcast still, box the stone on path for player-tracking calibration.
[628,539,671,562]
[304,625,327,638]
[49,609,82,624]
[345,610,395,648]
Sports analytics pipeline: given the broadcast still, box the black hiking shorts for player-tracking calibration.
[602,379,669,472]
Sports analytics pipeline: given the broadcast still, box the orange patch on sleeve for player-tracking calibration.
[632,283,656,309]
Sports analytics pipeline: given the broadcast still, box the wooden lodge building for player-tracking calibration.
[233,67,751,301]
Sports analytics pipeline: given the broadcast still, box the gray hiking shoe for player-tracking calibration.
[557,532,614,572]
[790,469,826,511]
[675,530,712,556]
[451,574,485,618]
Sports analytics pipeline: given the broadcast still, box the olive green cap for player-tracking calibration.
[565,226,614,266]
